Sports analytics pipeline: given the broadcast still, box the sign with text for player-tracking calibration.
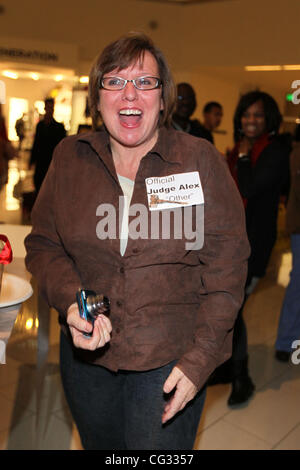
[145,171,204,211]
[0,37,78,69]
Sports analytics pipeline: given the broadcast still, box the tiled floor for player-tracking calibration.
[0,157,299,450]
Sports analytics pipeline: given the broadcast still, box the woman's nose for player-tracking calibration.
[122,81,138,101]
[246,114,256,123]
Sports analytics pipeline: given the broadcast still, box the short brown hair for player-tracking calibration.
[88,32,176,130]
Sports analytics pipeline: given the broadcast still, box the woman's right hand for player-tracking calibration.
[66,302,112,350]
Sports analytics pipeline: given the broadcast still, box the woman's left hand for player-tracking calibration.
[162,366,197,424]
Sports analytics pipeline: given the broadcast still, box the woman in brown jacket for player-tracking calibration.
[25,32,249,450]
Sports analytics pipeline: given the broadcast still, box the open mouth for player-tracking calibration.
[119,109,142,127]
[244,125,259,134]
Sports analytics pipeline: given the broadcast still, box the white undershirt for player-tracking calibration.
[117,174,135,256]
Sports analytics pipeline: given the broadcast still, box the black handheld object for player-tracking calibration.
[76,289,110,336]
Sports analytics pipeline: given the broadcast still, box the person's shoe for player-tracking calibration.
[227,375,255,406]
[275,350,290,362]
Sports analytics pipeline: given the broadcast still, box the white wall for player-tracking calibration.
[0,0,299,151]
[0,0,299,71]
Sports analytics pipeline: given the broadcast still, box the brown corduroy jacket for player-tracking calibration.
[25,127,250,390]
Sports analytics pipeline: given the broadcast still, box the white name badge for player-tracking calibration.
[145,172,204,211]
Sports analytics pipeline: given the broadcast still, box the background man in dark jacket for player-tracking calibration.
[30,98,66,193]
[172,83,222,145]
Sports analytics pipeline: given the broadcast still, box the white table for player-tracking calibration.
[0,304,23,363]
[0,224,33,363]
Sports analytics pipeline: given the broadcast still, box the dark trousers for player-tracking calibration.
[276,234,300,351]
[210,292,250,381]
[60,332,206,450]
[232,298,248,362]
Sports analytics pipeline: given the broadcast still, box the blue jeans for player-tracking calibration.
[276,234,300,352]
[60,331,206,450]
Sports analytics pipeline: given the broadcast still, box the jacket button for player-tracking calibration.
[115,327,120,334]
[132,248,139,254]
[120,267,125,274]
[116,300,122,307]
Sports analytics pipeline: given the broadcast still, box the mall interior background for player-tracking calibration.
[0,0,299,154]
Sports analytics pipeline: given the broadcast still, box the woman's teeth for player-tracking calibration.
[119,109,142,115]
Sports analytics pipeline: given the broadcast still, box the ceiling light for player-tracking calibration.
[2,70,19,79]
[245,65,282,71]
[283,65,300,71]
[54,74,63,82]
[30,73,40,81]
[79,76,89,84]
[245,64,300,72]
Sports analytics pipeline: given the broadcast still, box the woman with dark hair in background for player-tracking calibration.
[209,91,290,406]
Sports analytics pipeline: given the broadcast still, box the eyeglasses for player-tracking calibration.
[100,76,162,91]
